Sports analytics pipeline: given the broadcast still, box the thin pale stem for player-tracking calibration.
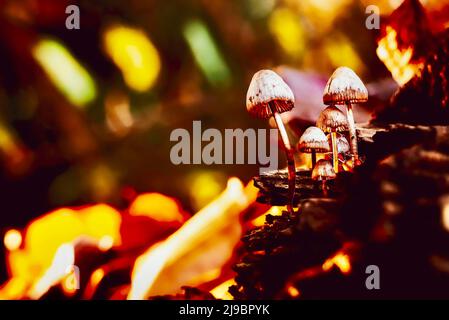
[311,150,316,169]
[269,103,296,214]
[346,103,359,165]
[322,180,328,197]
[331,131,338,173]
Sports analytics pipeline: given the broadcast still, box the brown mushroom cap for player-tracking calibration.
[246,69,295,119]
[323,67,368,105]
[297,126,330,153]
[316,106,348,133]
[326,133,350,154]
[311,159,336,181]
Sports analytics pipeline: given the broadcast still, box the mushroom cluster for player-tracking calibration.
[323,67,368,165]
[246,66,367,200]
[298,67,367,166]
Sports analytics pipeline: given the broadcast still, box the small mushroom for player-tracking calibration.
[297,126,330,169]
[316,106,348,173]
[311,159,336,197]
[323,67,368,166]
[247,69,296,213]
[326,133,350,154]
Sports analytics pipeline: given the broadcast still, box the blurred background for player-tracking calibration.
[0,0,448,281]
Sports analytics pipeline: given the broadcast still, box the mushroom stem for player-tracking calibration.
[322,180,328,197]
[346,103,359,166]
[311,150,317,169]
[331,131,338,173]
[269,103,296,214]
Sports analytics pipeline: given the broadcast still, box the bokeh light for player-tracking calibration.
[103,25,161,92]
[32,39,97,107]
[4,229,22,251]
[183,19,231,87]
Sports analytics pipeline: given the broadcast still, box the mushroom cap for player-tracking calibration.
[316,106,348,133]
[323,67,368,105]
[326,133,350,154]
[246,69,295,119]
[311,159,336,181]
[297,126,330,153]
